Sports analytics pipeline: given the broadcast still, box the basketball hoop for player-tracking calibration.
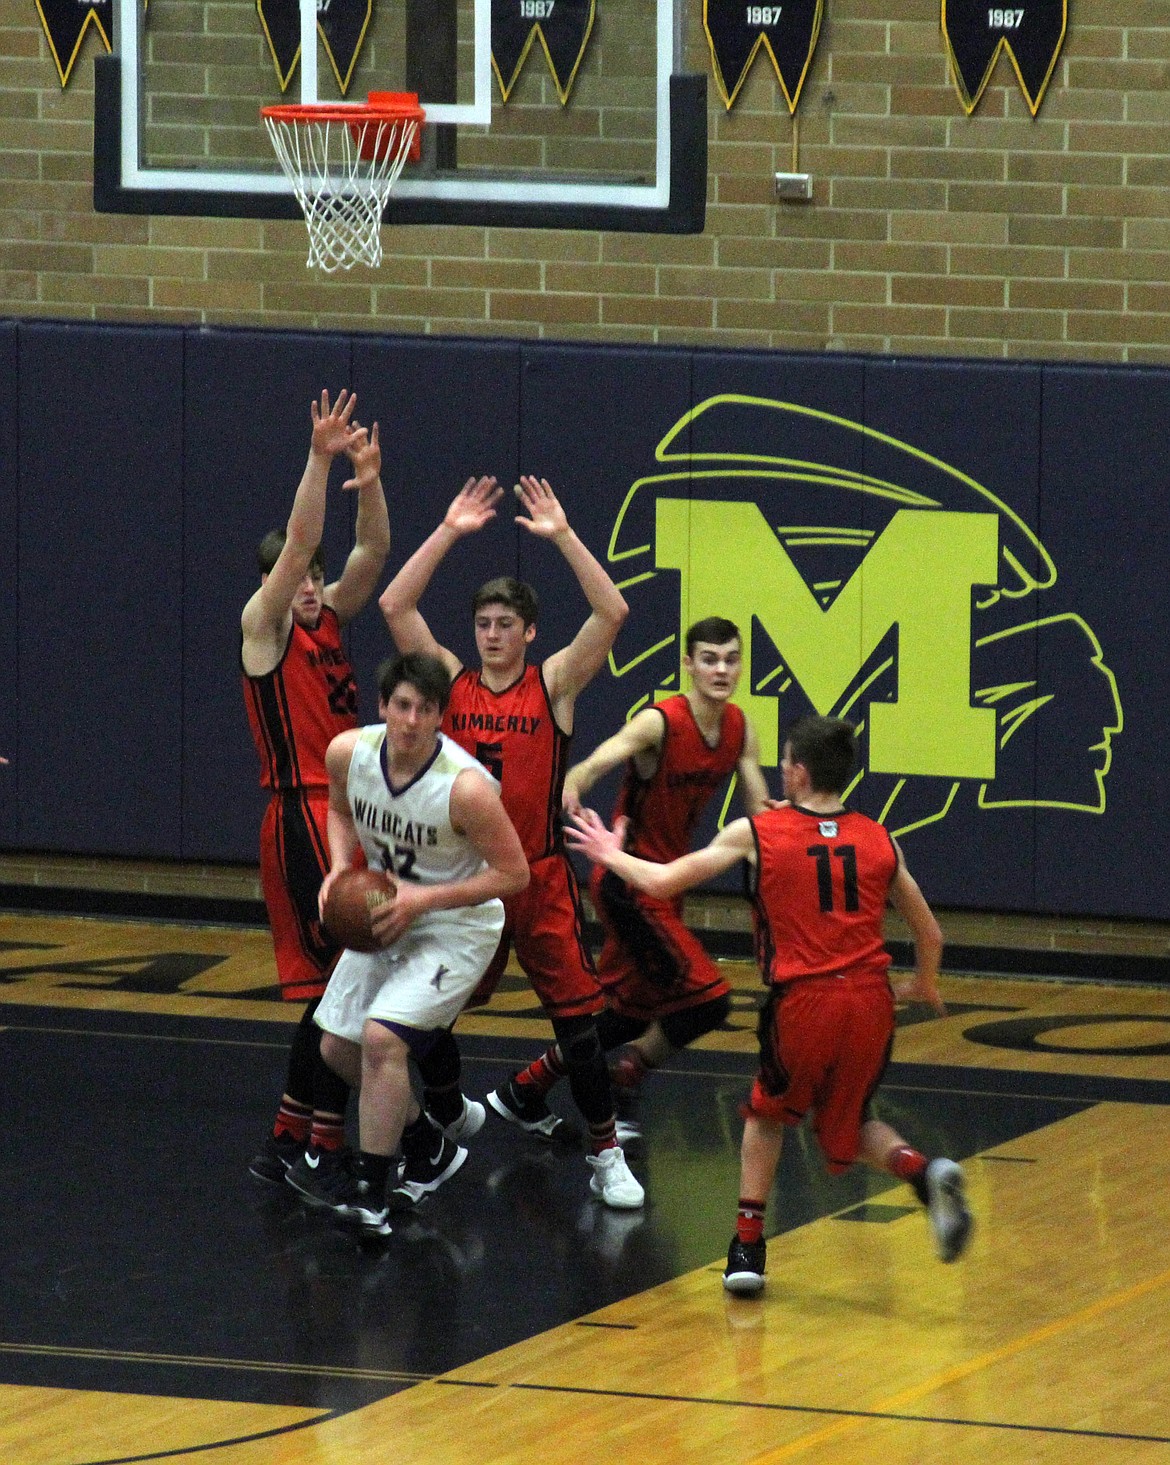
[261,92,425,272]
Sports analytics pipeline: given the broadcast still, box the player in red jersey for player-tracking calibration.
[242,389,391,1188]
[568,714,972,1292]
[379,474,644,1208]
[522,617,772,1131]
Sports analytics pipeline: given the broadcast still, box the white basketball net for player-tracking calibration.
[264,113,420,272]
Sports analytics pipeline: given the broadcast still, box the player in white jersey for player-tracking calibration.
[297,652,529,1235]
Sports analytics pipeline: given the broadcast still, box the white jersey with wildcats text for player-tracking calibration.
[315,727,506,1043]
[346,726,501,895]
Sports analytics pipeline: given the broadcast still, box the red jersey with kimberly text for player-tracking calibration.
[615,695,746,863]
[242,606,359,791]
[443,663,568,862]
[749,804,897,986]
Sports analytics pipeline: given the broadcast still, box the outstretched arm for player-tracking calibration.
[887,843,945,1015]
[517,477,628,712]
[561,707,666,815]
[566,807,754,901]
[241,389,362,657]
[326,421,391,626]
[378,475,501,677]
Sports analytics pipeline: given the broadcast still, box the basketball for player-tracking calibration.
[322,868,396,952]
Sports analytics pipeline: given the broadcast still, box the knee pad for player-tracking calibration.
[594,1010,648,1053]
[553,1015,602,1070]
[285,999,324,1103]
[660,993,732,1050]
[553,1015,612,1126]
[416,1026,461,1088]
[312,1043,350,1113]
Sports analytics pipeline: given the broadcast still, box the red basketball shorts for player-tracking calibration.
[259,788,342,1002]
[590,866,730,1021]
[748,970,895,1173]
[466,852,602,1020]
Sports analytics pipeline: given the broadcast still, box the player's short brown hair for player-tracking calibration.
[685,617,740,655]
[377,653,452,713]
[472,577,539,627]
[785,716,857,795]
[257,530,325,580]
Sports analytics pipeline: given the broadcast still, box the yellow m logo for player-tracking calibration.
[655,500,1000,779]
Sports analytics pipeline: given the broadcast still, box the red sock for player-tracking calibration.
[588,1118,618,1154]
[737,1200,766,1244]
[885,1144,927,1184]
[274,1099,311,1142]
[309,1115,345,1152]
[514,1045,566,1096]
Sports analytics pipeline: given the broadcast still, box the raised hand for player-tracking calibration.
[514,475,569,541]
[443,475,502,536]
[310,388,361,459]
[343,421,381,491]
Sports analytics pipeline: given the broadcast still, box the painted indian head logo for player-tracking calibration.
[605,394,1122,838]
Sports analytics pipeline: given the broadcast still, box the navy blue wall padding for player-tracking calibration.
[346,335,523,704]
[514,343,695,807]
[859,358,1042,913]
[2,320,1168,921]
[0,324,18,843]
[181,329,354,862]
[1033,364,1165,917]
[17,322,185,855]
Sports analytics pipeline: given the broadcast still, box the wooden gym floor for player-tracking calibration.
[2,899,1170,1465]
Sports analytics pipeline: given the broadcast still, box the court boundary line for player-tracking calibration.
[0,1341,427,1382]
[746,1261,1170,1462]
[426,1377,1170,1446]
[54,1412,339,1465]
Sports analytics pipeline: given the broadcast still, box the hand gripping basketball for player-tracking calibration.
[322,868,397,952]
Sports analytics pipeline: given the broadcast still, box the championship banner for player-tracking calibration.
[491,0,595,105]
[703,0,822,111]
[37,0,112,87]
[257,0,373,95]
[943,0,1066,116]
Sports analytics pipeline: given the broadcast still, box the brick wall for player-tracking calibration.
[3,0,1168,359]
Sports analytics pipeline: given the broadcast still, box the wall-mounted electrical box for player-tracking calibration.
[774,172,814,202]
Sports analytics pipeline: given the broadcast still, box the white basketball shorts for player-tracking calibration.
[314,901,504,1044]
